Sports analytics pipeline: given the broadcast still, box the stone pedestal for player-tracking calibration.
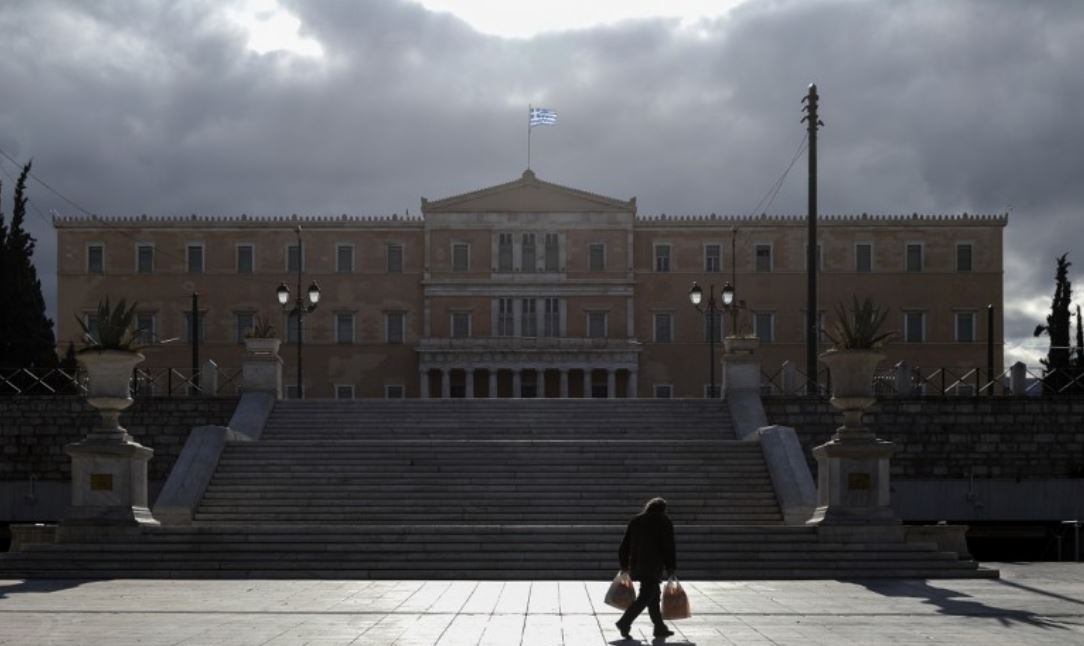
[807,438,902,541]
[60,438,159,541]
[721,335,762,394]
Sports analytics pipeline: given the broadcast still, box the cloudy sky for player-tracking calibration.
[1,0,1081,366]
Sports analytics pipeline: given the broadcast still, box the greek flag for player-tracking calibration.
[529,107,558,127]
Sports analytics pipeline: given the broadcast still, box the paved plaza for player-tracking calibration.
[0,563,1082,645]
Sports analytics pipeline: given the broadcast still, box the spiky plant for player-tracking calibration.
[76,297,142,352]
[243,314,277,339]
[825,296,895,350]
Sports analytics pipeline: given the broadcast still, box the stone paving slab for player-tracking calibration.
[1,563,1083,645]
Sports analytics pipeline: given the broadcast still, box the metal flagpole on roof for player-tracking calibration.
[527,105,532,169]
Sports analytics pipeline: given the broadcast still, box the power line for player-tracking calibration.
[747,133,808,217]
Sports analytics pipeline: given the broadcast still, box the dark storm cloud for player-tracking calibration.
[1,0,1082,361]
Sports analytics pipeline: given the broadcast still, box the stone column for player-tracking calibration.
[894,361,912,396]
[1010,361,1027,395]
[488,369,498,398]
[628,369,638,398]
[559,369,569,398]
[512,370,522,398]
[582,368,592,398]
[440,368,451,398]
[606,369,617,398]
[419,369,429,398]
[465,368,475,398]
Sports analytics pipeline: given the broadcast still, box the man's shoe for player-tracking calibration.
[653,626,675,638]
[615,621,632,639]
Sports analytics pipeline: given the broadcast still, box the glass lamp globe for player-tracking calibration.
[276,282,290,306]
[722,282,735,306]
[688,282,703,306]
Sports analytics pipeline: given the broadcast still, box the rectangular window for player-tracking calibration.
[705,244,721,272]
[754,312,774,343]
[286,312,300,344]
[957,243,973,272]
[452,242,470,272]
[83,313,100,343]
[704,384,721,398]
[287,244,302,273]
[234,312,255,344]
[589,243,605,272]
[236,244,254,274]
[336,244,354,273]
[451,311,471,338]
[653,313,673,343]
[185,311,206,344]
[385,311,405,344]
[385,384,405,399]
[543,297,561,337]
[498,233,513,272]
[336,313,355,344]
[904,311,926,343]
[136,312,156,345]
[588,312,607,339]
[755,244,772,272]
[704,310,723,343]
[136,244,154,274]
[335,384,355,400]
[653,384,673,399]
[187,244,204,273]
[955,311,976,343]
[521,299,537,337]
[906,243,923,272]
[544,233,559,272]
[87,244,104,274]
[284,385,305,400]
[521,233,536,273]
[855,243,872,273]
[387,243,403,273]
[654,244,671,272]
[497,298,515,337]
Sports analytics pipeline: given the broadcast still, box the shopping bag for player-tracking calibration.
[604,570,636,610]
[661,576,691,619]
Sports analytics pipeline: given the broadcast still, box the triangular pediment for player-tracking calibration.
[422,170,636,214]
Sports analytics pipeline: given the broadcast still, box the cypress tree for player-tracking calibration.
[1033,253,1073,390]
[1076,305,1084,370]
[0,161,57,370]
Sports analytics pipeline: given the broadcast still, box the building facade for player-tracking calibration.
[55,171,1006,398]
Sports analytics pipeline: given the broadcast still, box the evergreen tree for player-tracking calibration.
[1033,253,1073,389]
[0,161,57,370]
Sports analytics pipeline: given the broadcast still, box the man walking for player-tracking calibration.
[616,497,676,640]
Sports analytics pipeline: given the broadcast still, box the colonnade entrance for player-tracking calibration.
[419,367,637,398]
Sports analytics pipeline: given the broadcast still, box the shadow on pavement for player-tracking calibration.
[856,579,1070,631]
[0,579,87,600]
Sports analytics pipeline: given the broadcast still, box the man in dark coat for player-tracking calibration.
[616,497,676,640]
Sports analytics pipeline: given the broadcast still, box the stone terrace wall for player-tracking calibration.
[763,397,1084,479]
[0,397,238,482]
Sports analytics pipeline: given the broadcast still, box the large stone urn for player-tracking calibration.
[242,337,283,397]
[61,350,159,540]
[807,349,900,539]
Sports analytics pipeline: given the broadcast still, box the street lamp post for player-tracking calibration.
[276,225,320,398]
[689,282,727,398]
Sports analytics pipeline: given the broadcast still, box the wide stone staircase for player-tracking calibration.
[2,399,994,579]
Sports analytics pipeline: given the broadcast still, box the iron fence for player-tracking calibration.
[761,361,1084,398]
[0,364,241,398]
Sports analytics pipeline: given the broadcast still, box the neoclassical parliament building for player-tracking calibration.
[55,171,1006,399]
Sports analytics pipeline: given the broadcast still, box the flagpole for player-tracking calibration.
[527,105,532,170]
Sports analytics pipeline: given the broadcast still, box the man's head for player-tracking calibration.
[643,497,668,514]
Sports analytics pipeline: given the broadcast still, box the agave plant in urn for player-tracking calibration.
[819,296,895,442]
[75,298,146,442]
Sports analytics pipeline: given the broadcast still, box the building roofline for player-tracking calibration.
[422,169,636,213]
[636,212,1009,226]
[52,213,424,229]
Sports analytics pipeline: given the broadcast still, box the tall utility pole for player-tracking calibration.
[801,84,823,395]
[191,292,200,392]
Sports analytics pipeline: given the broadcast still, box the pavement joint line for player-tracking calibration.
[4,610,1084,618]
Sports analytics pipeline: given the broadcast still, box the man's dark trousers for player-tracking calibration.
[618,578,663,630]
